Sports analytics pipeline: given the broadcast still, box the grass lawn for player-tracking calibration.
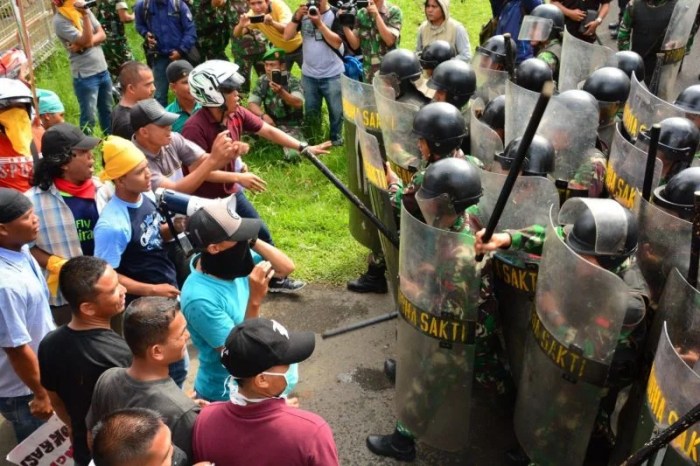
[33,0,491,284]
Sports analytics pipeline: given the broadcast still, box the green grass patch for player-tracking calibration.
[33,0,491,284]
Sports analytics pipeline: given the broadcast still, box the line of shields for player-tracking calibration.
[300,67,700,462]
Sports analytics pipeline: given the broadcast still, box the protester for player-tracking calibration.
[416,0,471,62]
[37,89,66,130]
[181,203,297,402]
[111,61,156,139]
[38,256,131,466]
[0,188,55,443]
[53,0,113,134]
[0,78,35,192]
[164,60,201,132]
[95,0,135,79]
[192,318,340,465]
[87,297,201,463]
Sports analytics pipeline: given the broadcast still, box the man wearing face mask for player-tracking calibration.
[180,203,296,403]
[192,317,340,465]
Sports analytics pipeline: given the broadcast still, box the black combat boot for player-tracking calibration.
[347,263,388,293]
[366,428,416,461]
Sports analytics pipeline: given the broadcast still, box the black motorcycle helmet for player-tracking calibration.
[427,59,477,108]
[582,67,631,103]
[481,95,506,132]
[419,40,455,71]
[606,51,645,82]
[516,58,553,93]
[412,102,467,157]
[652,167,700,220]
[639,117,700,164]
[530,4,565,37]
[494,135,554,176]
[476,34,517,67]
[419,157,483,215]
[675,85,700,114]
[378,49,422,82]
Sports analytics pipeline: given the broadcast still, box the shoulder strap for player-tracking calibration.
[317,10,344,58]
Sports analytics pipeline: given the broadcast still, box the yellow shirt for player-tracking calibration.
[247,0,302,52]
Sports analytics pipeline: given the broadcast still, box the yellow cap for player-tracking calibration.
[100,136,146,182]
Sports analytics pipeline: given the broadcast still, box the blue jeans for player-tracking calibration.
[168,350,189,389]
[302,74,343,143]
[0,394,45,443]
[153,56,170,107]
[73,70,113,134]
[235,190,274,245]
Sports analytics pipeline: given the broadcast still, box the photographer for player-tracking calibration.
[341,0,402,81]
[233,0,303,71]
[247,48,306,161]
[284,0,344,147]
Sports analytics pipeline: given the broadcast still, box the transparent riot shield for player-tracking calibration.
[473,62,509,105]
[356,112,400,304]
[373,75,421,185]
[341,74,382,252]
[623,73,686,139]
[513,207,628,466]
[635,195,691,304]
[606,124,663,209]
[651,0,700,100]
[558,29,615,92]
[396,203,480,451]
[504,80,539,146]
[470,103,504,171]
[480,170,560,385]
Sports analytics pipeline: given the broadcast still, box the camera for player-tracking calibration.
[249,15,265,23]
[75,0,96,8]
[307,0,319,16]
[271,70,288,87]
[336,0,368,26]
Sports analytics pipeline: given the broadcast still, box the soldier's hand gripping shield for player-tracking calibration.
[631,277,700,466]
[650,0,700,100]
[518,16,554,42]
[355,111,401,302]
[607,124,663,209]
[558,29,615,92]
[513,200,629,466]
[470,100,504,171]
[623,73,686,140]
[395,203,481,451]
[373,75,422,185]
[480,169,560,385]
[341,74,382,252]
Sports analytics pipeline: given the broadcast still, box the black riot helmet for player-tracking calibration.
[516,58,553,93]
[427,59,477,108]
[639,117,700,166]
[556,89,599,112]
[476,34,517,68]
[530,4,565,36]
[494,134,554,176]
[481,95,505,132]
[419,40,455,71]
[378,49,422,82]
[412,102,467,157]
[561,199,638,270]
[675,85,700,113]
[416,158,483,226]
[606,51,645,82]
[652,167,700,220]
[582,67,631,104]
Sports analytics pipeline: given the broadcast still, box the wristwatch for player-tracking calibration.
[595,17,602,24]
[298,142,309,153]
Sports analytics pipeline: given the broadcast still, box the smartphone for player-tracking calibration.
[271,70,288,87]
[249,15,265,23]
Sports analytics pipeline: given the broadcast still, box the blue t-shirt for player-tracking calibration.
[61,194,99,256]
[180,251,261,401]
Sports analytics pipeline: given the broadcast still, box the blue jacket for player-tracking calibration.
[495,0,542,64]
[135,0,197,56]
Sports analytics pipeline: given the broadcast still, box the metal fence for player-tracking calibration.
[0,0,57,66]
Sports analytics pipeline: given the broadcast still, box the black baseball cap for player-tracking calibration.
[221,318,316,378]
[130,99,179,131]
[187,202,262,248]
[42,123,100,159]
[166,60,193,84]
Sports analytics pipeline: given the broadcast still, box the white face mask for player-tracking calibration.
[225,363,299,406]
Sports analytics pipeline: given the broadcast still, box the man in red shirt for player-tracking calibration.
[192,318,340,466]
[0,78,35,192]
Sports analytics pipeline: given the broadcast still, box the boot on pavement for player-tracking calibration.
[366,428,416,462]
[347,263,388,293]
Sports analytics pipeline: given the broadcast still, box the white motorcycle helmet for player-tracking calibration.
[188,60,245,107]
[0,78,33,115]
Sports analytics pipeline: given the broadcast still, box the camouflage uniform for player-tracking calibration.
[230,0,268,93]
[353,2,402,82]
[248,74,304,160]
[96,0,134,79]
[536,38,562,82]
[191,0,231,61]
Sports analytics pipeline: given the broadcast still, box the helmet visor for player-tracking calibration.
[415,190,457,227]
[518,16,553,41]
[636,132,693,162]
[218,73,245,94]
[558,198,633,256]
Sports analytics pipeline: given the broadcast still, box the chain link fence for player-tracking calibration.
[0,0,57,66]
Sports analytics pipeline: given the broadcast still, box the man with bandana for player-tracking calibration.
[0,78,35,192]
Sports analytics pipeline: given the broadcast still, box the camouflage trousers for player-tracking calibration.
[103,36,134,80]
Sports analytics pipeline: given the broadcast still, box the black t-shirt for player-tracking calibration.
[38,326,132,465]
[111,104,134,140]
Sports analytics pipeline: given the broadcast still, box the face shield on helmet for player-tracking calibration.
[518,16,554,42]
[415,189,458,227]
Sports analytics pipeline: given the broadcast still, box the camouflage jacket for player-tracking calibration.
[353,2,402,82]
[230,0,267,56]
[248,75,304,126]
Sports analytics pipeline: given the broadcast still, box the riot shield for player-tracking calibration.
[396,203,480,451]
[356,112,401,304]
[504,80,539,146]
[373,75,422,185]
[558,29,614,92]
[469,103,504,171]
[473,63,509,105]
[635,195,691,304]
[341,74,382,253]
[606,124,663,209]
[651,0,700,100]
[622,73,686,139]
[480,170,560,385]
[513,206,628,466]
